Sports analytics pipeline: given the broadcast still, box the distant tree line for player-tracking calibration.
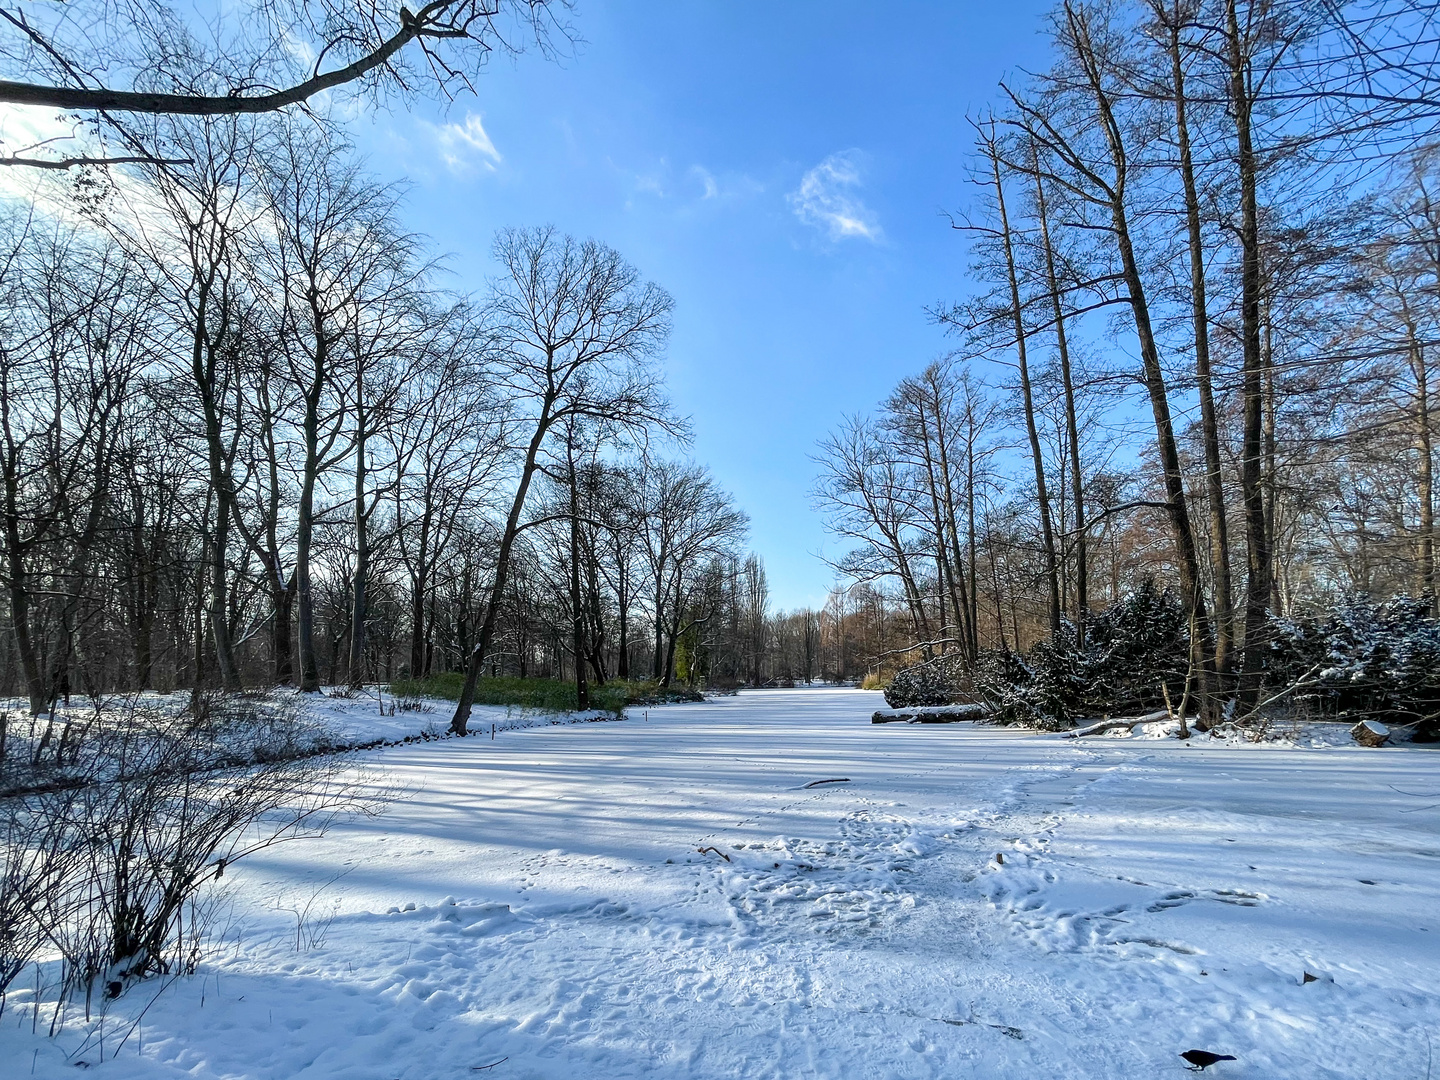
[815,0,1440,726]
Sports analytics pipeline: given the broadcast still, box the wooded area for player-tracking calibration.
[0,140,815,722]
[815,0,1440,728]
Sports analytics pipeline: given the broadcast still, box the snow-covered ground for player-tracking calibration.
[5,687,1439,1078]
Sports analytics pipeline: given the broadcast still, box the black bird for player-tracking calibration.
[1181,1050,1237,1071]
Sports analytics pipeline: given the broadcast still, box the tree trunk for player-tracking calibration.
[1226,0,1272,708]
[1066,3,1216,720]
[0,398,45,713]
[296,452,319,691]
[1262,301,1280,615]
[966,424,980,660]
[1411,327,1436,605]
[348,396,369,690]
[272,583,294,685]
[194,307,241,691]
[1030,148,1088,645]
[567,430,588,709]
[616,550,631,680]
[1166,7,1235,679]
[988,134,1062,639]
[449,406,554,735]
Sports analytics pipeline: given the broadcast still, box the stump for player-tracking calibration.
[1350,719,1390,747]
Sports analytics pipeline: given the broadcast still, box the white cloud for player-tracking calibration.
[690,165,719,200]
[788,149,881,242]
[426,112,501,173]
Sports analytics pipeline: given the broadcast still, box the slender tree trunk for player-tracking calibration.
[408,507,434,677]
[1030,149,1088,645]
[1067,4,1215,720]
[616,550,631,680]
[1262,302,1280,615]
[915,399,957,652]
[295,345,325,691]
[1224,0,1271,707]
[0,392,45,712]
[567,429,588,709]
[126,474,156,691]
[1410,326,1437,605]
[409,572,427,677]
[988,134,1062,638]
[193,504,211,689]
[652,577,666,682]
[133,556,153,692]
[194,319,241,690]
[966,425,980,660]
[296,453,319,691]
[1165,8,1235,679]
[348,395,369,690]
[449,406,555,735]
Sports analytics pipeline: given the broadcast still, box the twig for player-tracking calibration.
[472,1057,509,1071]
[1390,785,1440,798]
[872,638,962,660]
[110,972,179,1059]
[1228,665,1321,728]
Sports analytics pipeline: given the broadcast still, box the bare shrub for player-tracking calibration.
[0,693,380,1006]
[0,787,88,1007]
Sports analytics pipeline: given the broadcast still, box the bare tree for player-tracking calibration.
[448,227,676,735]
[636,460,748,687]
[256,126,417,691]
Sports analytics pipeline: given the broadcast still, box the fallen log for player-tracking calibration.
[871,703,988,724]
[1065,710,1170,738]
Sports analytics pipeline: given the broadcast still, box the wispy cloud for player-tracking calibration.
[425,112,502,173]
[788,149,881,242]
[690,165,719,200]
[618,160,760,211]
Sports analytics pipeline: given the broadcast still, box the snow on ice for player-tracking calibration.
[4,687,1438,1078]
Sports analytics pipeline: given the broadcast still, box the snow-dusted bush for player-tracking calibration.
[1269,595,1440,739]
[975,580,1189,730]
[883,654,967,709]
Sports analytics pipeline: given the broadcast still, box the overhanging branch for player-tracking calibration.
[0,12,424,115]
[0,153,192,170]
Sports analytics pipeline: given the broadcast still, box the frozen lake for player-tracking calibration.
[9,687,1439,1078]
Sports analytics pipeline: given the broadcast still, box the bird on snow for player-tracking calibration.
[1181,1049,1237,1071]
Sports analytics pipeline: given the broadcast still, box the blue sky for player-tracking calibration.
[356,2,1056,610]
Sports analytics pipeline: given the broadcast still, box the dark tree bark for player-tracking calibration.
[1224,0,1273,707]
[984,126,1063,640]
[1159,1,1235,678]
[1029,143,1088,646]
